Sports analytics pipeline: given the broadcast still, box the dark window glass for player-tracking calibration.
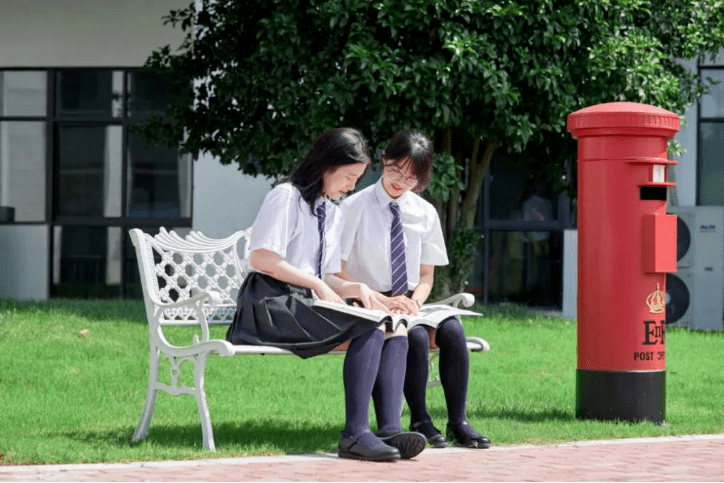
[52,226,122,298]
[699,122,724,206]
[56,124,122,217]
[56,70,123,117]
[473,230,562,308]
[700,69,724,119]
[127,132,191,218]
[486,155,559,222]
[127,71,171,116]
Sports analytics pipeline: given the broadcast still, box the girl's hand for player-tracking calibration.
[355,283,391,312]
[313,282,345,305]
[382,295,419,315]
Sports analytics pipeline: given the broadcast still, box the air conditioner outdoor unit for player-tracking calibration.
[665,206,724,331]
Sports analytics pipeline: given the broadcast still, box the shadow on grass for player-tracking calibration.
[62,419,342,454]
[471,406,574,423]
[418,405,574,424]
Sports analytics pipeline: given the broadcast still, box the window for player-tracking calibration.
[469,153,571,308]
[0,121,46,221]
[699,67,724,206]
[0,71,47,222]
[0,67,191,298]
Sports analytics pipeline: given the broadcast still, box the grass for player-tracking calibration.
[1,298,723,465]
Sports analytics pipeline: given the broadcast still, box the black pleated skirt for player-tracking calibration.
[226,272,384,358]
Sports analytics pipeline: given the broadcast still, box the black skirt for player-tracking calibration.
[226,272,383,358]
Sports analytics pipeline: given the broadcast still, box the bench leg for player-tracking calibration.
[426,352,441,388]
[193,352,216,452]
[133,344,160,443]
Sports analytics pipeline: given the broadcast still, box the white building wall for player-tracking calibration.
[192,153,273,239]
[0,225,49,300]
[0,0,187,67]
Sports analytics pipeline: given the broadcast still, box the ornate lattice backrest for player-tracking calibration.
[129,227,251,325]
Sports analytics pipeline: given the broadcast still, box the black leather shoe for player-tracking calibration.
[375,429,427,459]
[446,421,491,449]
[338,431,401,462]
[410,420,448,448]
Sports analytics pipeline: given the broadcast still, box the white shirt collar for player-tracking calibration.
[373,178,410,209]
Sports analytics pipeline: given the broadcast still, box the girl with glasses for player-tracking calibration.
[339,129,491,449]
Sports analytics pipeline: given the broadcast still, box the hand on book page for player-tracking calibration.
[312,298,482,331]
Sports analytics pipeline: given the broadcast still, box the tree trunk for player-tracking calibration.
[439,127,454,238]
[446,149,463,236]
[460,139,496,230]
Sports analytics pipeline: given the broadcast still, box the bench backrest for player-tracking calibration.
[129,227,251,326]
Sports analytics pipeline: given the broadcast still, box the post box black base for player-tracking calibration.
[576,369,665,423]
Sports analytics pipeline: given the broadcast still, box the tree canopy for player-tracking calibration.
[144,0,724,293]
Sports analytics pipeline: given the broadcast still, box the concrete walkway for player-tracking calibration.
[2,434,723,482]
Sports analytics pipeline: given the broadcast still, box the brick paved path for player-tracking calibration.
[2,434,723,482]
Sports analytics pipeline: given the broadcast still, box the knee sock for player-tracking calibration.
[436,317,469,425]
[403,327,431,426]
[372,335,408,433]
[342,328,385,439]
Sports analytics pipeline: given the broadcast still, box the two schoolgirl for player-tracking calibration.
[227,127,488,462]
[226,128,426,462]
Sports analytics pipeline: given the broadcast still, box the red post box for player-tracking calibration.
[567,102,679,423]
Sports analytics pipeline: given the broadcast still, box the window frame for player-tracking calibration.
[697,64,724,206]
[0,66,192,298]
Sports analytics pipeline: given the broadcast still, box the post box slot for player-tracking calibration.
[640,186,667,201]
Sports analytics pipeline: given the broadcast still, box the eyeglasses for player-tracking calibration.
[384,165,418,186]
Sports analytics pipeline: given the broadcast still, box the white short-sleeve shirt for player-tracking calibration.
[340,179,449,292]
[248,182,343,277]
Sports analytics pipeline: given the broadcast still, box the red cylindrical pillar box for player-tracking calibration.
[567,102,679,423]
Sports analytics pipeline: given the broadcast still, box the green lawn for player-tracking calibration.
[0,299,722,465]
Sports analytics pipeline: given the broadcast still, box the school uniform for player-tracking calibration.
[226,182,380,359]
[341,178,486,449]
[340,179,448,297]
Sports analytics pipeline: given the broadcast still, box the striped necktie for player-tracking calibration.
[389,202,408,295]
[315,201,326,279]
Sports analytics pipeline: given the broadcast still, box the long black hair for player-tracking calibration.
[382,130,434,193]
[287,128,372,211]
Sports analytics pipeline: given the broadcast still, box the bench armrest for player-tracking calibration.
[147,290,229,352]
[431,292,475,308]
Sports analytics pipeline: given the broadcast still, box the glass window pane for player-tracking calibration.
[481,230,562,308]
[56,125,122,217]
[0,121,46,221]
[127,132,191,218]
[127,71,171,116]
[56,70,123,117]
[700,69,724,119]
[486,156,558,222]
[52,225,122,298]
[699,122,724,206]
[0,71,47,116]
[701,51,724,67]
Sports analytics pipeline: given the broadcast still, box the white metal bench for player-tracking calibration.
[129,227,490,451]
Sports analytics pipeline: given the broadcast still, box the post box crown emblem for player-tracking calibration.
[646,283,666,314]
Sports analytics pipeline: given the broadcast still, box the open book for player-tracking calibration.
[312,298,482,332]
